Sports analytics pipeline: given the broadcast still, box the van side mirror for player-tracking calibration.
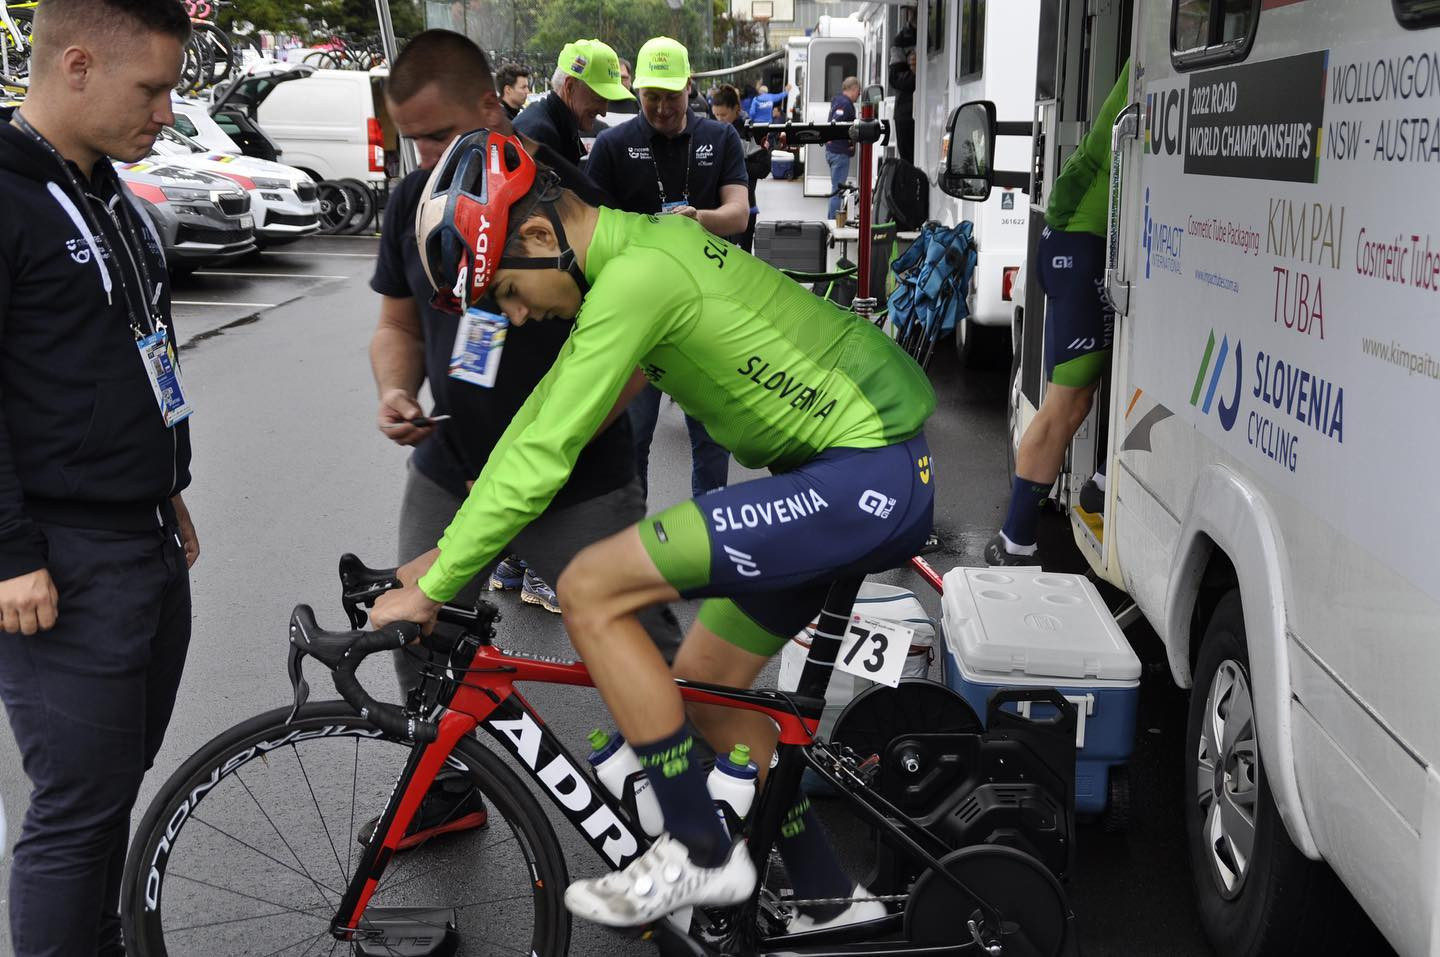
[940,99,1031,200]
[940,101,997,200]
[863,83,885,106]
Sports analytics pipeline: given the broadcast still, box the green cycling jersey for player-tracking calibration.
[1045,60,1132,237]
[418,207,936,602]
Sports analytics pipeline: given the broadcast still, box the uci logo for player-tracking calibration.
[1144,86,1186,157]
[858,489,896,519]
[1191,328,1242,432]
[65,238,91,264]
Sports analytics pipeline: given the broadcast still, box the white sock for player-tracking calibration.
[1093,472,1107,492]
[1000,531,1038,556]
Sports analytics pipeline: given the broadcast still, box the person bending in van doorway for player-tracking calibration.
[370,29,684,846]
[0,0,201,952]
[826,76,860,220]
[889,48,916,165]
[515,38,633,167]
[586,36,751,500]
[709,83,770,253]
[985,61,1131,567]
[495,61,531,120]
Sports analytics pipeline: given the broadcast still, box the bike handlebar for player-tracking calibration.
[283,555,498,743]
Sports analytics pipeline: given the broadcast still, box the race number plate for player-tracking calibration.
[835,614,914,688]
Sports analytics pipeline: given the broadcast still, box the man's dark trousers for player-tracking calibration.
[0,521,191,956]
[628,384,730,498]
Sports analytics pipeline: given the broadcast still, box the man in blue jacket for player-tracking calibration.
[0,0,200,952]
[585,36,750,499]
[826,76,860,219]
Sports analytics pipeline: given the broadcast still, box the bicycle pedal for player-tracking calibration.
[354,907,457,957]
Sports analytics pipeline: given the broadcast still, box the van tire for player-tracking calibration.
[955,315,1007,369]
[1185,592,1388,955]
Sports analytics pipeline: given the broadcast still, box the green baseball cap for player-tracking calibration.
[634,36,691,92]
[556,39,633,101]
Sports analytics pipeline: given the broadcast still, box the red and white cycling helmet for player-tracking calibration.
[416,128,585,313]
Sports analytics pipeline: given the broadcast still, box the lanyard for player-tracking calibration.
[650,132,693,209]
[11,111,163,339]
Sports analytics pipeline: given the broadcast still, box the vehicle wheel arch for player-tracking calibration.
[1163,463,1320,859]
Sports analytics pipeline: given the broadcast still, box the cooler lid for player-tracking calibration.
[941,567,1141,682]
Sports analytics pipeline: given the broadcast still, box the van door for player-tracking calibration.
[803,38,863,198]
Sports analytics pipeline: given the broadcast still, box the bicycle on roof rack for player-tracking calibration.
[120,554,1081,955]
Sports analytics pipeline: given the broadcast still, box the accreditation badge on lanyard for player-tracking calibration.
[137,326,194,428]
[449,306,508,388]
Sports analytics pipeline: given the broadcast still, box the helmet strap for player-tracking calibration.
[497,191,590,296]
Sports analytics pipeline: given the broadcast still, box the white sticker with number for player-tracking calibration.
[834,614,914,688]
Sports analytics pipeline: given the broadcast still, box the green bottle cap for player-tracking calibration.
[588,728,611,751]
[729,743,751,766]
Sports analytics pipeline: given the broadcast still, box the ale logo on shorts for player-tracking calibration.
[858,489,896,519]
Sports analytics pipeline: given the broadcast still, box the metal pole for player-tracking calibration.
[374,0,417,177]
[856,97,876,302]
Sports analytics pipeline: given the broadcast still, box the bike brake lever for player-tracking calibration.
[285,640,311,725]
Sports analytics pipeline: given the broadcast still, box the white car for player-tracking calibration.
[150,125,320,245]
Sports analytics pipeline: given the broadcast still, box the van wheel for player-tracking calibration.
[955,316,1007,369]
[1186,592,1387,955]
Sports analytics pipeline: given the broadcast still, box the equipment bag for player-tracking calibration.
[886,220,978,365]
[872,157,930,230]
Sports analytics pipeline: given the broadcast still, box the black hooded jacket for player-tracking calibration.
[0,111,192,579]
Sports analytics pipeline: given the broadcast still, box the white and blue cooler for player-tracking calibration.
[940,567,1141,816]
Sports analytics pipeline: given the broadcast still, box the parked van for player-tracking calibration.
[947,1,1440,954]
[213,63,397,185]
[861,0,1038,364]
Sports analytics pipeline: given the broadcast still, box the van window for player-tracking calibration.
[824,54,858,99]
[172,114,200,139]
[926,0,944,57]
[956,0,985,81]
[1393,0,1440,28]
[1171,0,1260,69]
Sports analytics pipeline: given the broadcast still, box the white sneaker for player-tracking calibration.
[563,834,757,928]
[788,883,887,933]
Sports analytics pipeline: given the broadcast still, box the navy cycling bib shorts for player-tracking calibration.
[637,434,935,656]
[1038,226,1114,388]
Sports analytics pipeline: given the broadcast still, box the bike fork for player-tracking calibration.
[327,710,477,941]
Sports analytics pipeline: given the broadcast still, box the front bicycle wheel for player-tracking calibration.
[122,701,571,956]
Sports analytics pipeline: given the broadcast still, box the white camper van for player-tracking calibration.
[797,16,865,199]
[857,0,1039,364]
[944,1,1440,955]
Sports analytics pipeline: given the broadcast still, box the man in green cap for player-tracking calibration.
[587,35,751,502]
[515,38,633,167]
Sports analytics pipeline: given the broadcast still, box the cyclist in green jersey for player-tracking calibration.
[986,60,1130,566]
[371,129,937,927]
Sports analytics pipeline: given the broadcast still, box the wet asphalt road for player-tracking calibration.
[0,201,1212,956]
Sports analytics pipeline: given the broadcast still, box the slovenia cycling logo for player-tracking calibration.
[1190,328,1242,432]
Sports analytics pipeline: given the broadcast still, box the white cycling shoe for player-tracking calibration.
[788,884,888,933]
[564,834,757,927]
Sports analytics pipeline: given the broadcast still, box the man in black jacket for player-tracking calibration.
[370,30,681,845]
[514,38,633,166]
[0,0,199,953]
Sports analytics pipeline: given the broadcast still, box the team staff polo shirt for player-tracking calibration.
[370,159,633,507]
[418,208,935,602]
[585,109,748,217]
